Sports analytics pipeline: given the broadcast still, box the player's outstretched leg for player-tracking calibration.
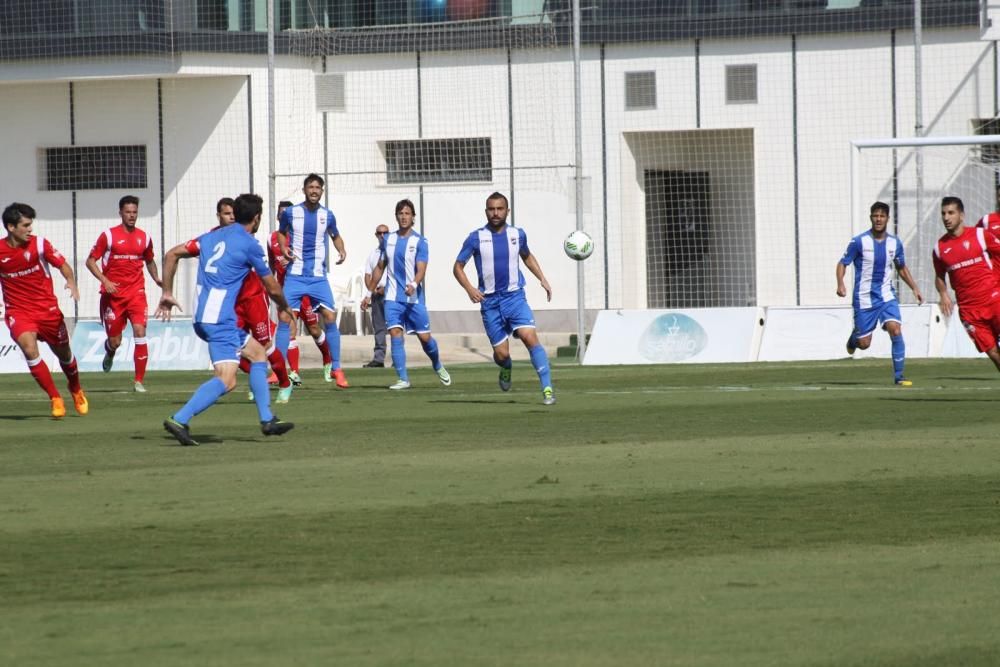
[389,336,410,390]
[165,376,228,445]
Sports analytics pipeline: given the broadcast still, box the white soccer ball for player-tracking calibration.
[563,230,594,261]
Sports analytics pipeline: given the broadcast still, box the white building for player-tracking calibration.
[0,0,990,332]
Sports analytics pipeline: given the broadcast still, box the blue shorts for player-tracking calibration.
[853,300,902,338]
[283,276,335,314]
[481,290,537,347]
[385,301,432,334]
[194,322,251,365]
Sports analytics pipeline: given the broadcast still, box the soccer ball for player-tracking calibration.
[563,230,594,261]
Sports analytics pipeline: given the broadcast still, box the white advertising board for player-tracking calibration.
[0,326,60,373]
[583,308,764,365]
[70,320,210,372]
[758,305,933,361]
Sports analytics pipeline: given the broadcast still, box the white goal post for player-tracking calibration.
[850,134,1000,300]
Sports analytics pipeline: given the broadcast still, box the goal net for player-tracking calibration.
[851,136,1000,303]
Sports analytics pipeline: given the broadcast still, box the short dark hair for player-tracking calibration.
[395,198,416,216]
[942,196,964,212]
[2,202,36,230]
[870,201,890,216]
[278,200,293,208]
[233,193,264,224]
[216,197,235,214]
[303,173,324,188]
[119,195,139,210]
[486,191,509,207]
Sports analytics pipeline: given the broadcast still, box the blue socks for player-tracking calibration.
[529,345,552,390]
[174,376,227,425]
[275,320,291,359]
[421,337,442,371]
[249,361,274,423]
[391,336,408,382]
[325,321,341,370]
[891,334,905,381]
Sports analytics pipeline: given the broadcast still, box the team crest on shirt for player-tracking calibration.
[963,240,971,250]
[23,251,31,262]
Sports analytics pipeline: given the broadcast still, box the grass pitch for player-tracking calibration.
[2,358,1000,666]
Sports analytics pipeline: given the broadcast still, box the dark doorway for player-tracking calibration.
[644,169,711,308]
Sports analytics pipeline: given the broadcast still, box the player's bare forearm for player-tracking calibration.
[898,266,923,304]
[453,261,484,303]
[146,260,162,287]
[59,264,80,302]
[522,253,552,301]
[85,256,116,293]
[160,244,189,295]
[835,263,847,297]
[934,276,953,316]
[333,236,346,265]
[261,274,291,314]
[277,231,293,261]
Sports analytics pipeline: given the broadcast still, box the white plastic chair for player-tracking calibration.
[334,270,366,335]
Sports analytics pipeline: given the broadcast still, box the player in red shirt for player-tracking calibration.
[933,195,1000,371]
[975,186,1000,284]
[267,201,333,384]
[161,198,293,403]
[85,195,161,393]
[0,203,89,418]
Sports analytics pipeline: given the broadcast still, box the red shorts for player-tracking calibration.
[959,302,1000,352]
[235,293,273,346]
[299,295,320,326]
[100,291,148,338]
[5,308,69,348]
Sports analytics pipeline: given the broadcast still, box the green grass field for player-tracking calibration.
[2,358,1000,666]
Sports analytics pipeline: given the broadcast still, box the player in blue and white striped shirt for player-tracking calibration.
[155,193,296,445]
[453,192,556,405]
[836,201,923,386]
[274,173,349,388]
[369,199,451,390]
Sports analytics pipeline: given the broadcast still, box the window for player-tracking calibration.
[41,145,148,191]
[625,71,657,110]
[383,138,492,184]
[315,73,346,112]
[726,64,758,104]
